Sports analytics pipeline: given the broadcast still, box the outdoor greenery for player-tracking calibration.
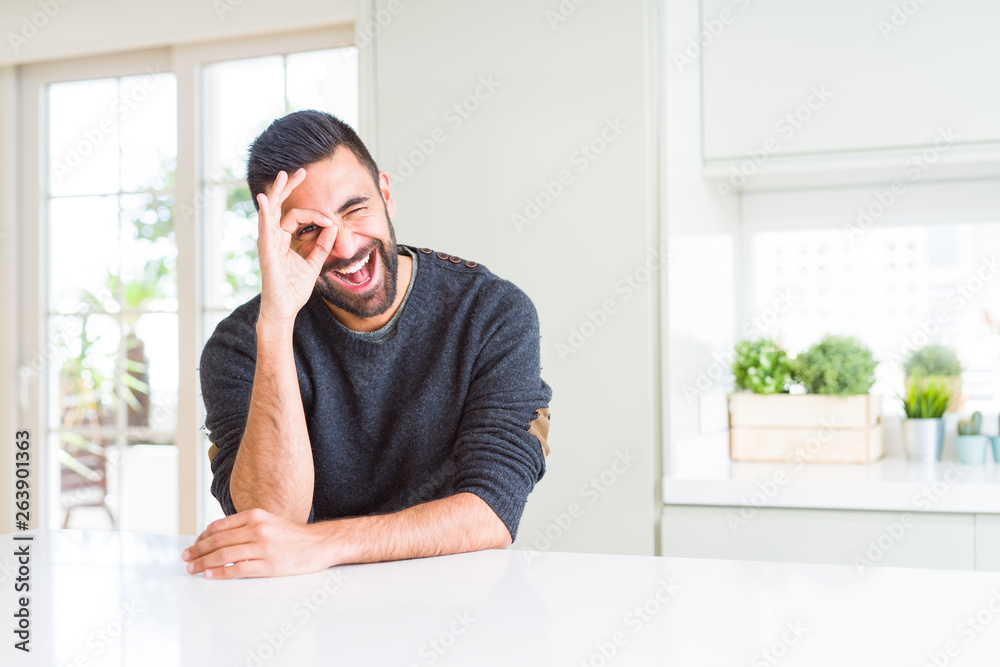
[223,177,261,299]
[731,338,795,394]
[57,157,178,490]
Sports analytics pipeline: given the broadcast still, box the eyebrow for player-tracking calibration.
[337,196,370,216]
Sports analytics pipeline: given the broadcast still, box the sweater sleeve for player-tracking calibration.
[452,284,553,543]
[200,311,257,517]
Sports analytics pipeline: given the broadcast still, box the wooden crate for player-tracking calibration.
[729,393,883,464]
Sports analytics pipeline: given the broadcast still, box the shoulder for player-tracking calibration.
[408,244,532,306]
[406,244,539,327]
[410,245,489,277]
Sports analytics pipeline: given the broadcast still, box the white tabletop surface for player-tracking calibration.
[664,457,1000,513]
[5,528,1000,666]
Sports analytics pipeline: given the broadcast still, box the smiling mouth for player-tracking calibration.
[328,249,376,288]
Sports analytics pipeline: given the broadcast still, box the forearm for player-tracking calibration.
[230,321,314,522]
[315,492,512,566]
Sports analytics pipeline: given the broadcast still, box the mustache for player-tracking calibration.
[324,241,380,272]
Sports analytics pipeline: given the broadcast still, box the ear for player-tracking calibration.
[378,171,396,220]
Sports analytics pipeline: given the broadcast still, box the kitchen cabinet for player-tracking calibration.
[662,505,977,570]
[699,0,1000,189]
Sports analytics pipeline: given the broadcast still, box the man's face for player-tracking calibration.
[282,149,399,319]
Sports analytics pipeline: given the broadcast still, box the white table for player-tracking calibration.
[5,529,1000,666]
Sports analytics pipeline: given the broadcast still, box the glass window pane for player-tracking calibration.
[125,314,178,432]
[122,438,177,533]
[203,183,260,310]
[48,79,120,196]
[120,72,177,192]
[46,70,179,533]
[49,195,120,313]
[202,56,285,182]
[202,310,228,344]
[748,222,1000,412]
[56,433,119,530]
[51,314,120,432]
[287,47,359,129]
[120,192,177,311]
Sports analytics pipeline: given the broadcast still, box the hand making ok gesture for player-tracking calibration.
[255,168,338,325]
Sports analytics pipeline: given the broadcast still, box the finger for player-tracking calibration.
[276,168,307,205]
[279,207,335,235]
[257,193,279,247]
[269,169,308,224]
[191,510,254,547]
[304,225,339,272]
[263,169,289,199]
[204,559,269,580]
[184,524,256,563]
[188,542,260,575]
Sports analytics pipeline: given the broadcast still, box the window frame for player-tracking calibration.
[17,24,359,534]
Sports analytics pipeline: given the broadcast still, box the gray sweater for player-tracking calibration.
[199,244,552,541]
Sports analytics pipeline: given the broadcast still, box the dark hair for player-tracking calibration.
[246,110,380,212]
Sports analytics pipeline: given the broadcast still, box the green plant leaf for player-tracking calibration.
[797,335,877,396]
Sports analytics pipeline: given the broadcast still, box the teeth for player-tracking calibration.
[335,251,371,275]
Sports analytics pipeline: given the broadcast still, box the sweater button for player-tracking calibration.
[464,260,477,268]
[449,255,462,263]
[418,247,433,254]
[436,252,449,260]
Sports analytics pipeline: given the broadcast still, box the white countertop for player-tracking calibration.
[664,457,1000,513]
[6,529,1000,666]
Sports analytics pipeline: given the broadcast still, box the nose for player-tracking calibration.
[330,228,371,264]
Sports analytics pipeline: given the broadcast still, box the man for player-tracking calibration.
[183,110,552,579]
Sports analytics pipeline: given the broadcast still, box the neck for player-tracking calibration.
[322,250,412,333]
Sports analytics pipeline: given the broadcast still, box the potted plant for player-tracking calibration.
[956,411,988,464]
[903,345,963,413]
[729,335,883,464]
[731,337,795,395]
[899,378,950,462]
[794,334,878,397]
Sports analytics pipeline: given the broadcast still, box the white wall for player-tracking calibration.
[0,0,355,66]
[0,66,17,535]
[372,0,662,555]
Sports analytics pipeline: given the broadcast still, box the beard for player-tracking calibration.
[313,218,399,319]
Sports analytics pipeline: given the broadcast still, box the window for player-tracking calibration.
[745,222,1000,415]
[45,71,179,532]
